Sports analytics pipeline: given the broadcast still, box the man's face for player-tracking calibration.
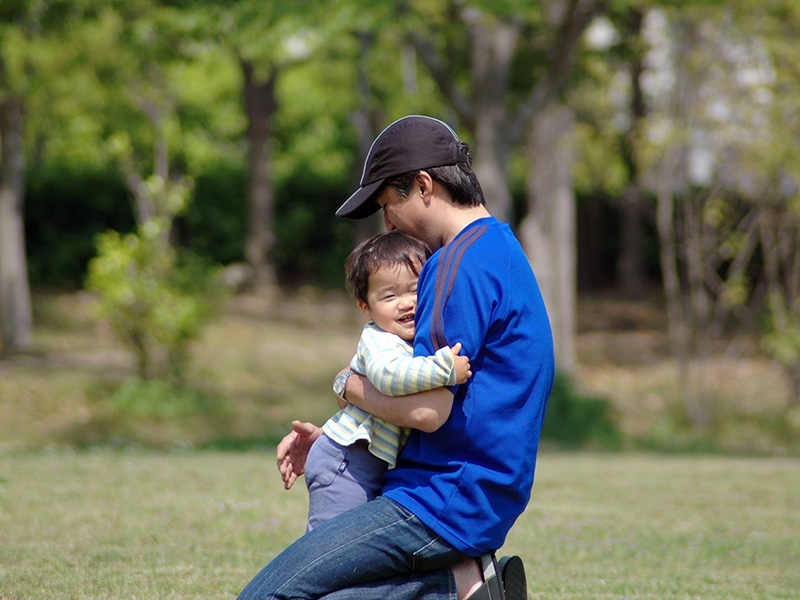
[375,179,442,251]
[376,186,408,233]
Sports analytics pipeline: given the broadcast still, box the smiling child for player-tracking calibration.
[302,231,471,531]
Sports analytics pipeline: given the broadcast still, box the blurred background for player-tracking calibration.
[1,0,798,455]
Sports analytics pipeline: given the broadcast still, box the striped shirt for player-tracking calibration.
[323,321,457,468]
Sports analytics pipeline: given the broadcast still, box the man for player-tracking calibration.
[238,115,554,600]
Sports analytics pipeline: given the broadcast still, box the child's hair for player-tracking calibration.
[345,231,432,305]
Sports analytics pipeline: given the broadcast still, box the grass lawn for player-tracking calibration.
[1,450,798,599]
[2,291,798,598]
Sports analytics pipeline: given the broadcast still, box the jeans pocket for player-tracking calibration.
[412,535,467,572]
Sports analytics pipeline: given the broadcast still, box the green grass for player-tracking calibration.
[1,450,798,599]
[2,291,798,598]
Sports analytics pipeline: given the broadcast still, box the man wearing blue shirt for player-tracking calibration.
[238,116,554,600]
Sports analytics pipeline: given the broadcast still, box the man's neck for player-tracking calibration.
[442,204,492,247]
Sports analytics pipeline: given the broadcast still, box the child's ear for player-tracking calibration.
[357,300,371,317]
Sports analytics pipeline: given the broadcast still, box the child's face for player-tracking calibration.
[358,262,419,341]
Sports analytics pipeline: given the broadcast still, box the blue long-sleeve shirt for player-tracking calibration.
[383,217,555,555]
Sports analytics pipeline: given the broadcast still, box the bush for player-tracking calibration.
[26,161,355,291]
[106,378,232,421]
[67,378,236,449]
[175,163,249,265]
[86,222,227,383]
[25,164,134,288]
[272,166,355,288]
[541,371,621,449]
[177,161,355,289]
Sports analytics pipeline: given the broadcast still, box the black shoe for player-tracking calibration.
[498,556,527,600]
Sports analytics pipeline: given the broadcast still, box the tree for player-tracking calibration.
[206,1,321,293]
[740,0,800,405]
[81,1,227,381]
[640,4,797,422]
[759,200,800,404]
[401,0,606,224]
[0,0,46,354]
[0,56,32,354]
[391,0,607,371]
[614,6,650,295]
[522,103,577,370]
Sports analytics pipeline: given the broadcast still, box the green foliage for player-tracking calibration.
[273,167,356,288]
[101,379,229,421]
[25,163,134,288]
[541,372,621,449]
[762,322,800,369]
[177,162,356,288]
[69,376,238,445]
[176,162,249,265]
[24,161,358,290]
[86,223,226,383]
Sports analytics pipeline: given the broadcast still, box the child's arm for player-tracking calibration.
[359,328,471,396]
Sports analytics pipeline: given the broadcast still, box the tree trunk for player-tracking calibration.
[407,2,602,226]
[466,18,518,223]
[0,95,33,353]
[241,59,278,292]
[617,187,647,294]
[520,104,576,373]
[759,204,800,407]
[472,116,513,223]
[655,147,701,425]
[350,32,383,244]
[616,6,649,296]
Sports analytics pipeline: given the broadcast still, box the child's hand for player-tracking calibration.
[277,421,322,490]
[450,342,472,384]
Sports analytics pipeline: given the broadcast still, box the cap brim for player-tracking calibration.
[335,179,384,219]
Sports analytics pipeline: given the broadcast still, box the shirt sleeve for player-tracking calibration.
[357,324,457,396]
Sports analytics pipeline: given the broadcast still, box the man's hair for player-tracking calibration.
[384,162,486,207]
[345,231,432,305]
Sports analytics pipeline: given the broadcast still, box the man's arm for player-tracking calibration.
[343,370,453,433]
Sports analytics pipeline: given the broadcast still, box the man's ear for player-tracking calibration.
[414,171,434,204]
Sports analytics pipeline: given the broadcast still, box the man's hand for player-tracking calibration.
[450,342,472,384]
[276,420,322,490]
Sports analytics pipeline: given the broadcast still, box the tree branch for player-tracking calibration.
[512,0,608,142]
[405,29,475,127]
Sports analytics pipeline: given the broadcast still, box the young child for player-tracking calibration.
[303,231,471,530]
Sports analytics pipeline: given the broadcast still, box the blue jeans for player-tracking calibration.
[237,496,465,600]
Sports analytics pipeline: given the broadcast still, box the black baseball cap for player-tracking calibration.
[336,115,471,219]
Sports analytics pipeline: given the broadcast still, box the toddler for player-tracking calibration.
[304,231,471,530]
